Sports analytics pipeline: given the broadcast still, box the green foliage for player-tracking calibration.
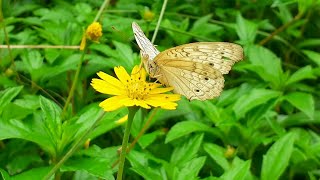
[1,0,320,179]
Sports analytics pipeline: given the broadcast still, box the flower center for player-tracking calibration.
[126,79,151,100]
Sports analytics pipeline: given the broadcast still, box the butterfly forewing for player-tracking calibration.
[132,22,160,61]
[154,42,243,74]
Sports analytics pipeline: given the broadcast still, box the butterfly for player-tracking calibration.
[132,22,243,101]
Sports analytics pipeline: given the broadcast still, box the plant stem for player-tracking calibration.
[61,47,86,119]
[116,107,139,180]
[151,0,168,43]
[94,0,110,22]
[43,111,105,180]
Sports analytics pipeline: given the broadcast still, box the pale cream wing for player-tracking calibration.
[154,42,243,74]
[132,22,160,61]
[155,60,225,100]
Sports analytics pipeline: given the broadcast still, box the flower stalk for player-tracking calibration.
[116,106,139,180]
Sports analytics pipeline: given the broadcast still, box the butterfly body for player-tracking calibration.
[132,22,243,101]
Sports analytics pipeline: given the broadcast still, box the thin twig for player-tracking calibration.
[151,0,168,43]
[259,12,304,46]
[94,0,110,22]
[0,45,80,49]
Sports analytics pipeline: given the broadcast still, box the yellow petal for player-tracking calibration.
[99,96,127,111]
[114,66,131,84]
[131,65,147,81]
[96,71,124,89]
[91,79,125,95]
[115,115,128,124]
[79,34,86,51]
[134,99,151,109]
[149,87,174,94]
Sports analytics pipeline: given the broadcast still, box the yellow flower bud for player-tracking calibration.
[143,9,155,22]
[224,145,236,159]
[86,22,103,42]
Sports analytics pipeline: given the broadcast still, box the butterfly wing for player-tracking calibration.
[155,42,243,74]
[132,22,160,62]
[155,59,225,100]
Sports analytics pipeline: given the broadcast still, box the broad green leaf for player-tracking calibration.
[246,45,283,88]
[175,156,206,180]
[127,150,167,180]
[221,158,252,180]
[138,130,165,149]
[170,134,204,167]
[11,167,51,180]
[286,65,316,85]
[113,41,135,70]
[203,143,230,171]
[261,132,296,180]
[0,86,23,114]
[165,121,218,143]
[284,92,314,118]
[62,157,114,180]
[302,50,320,67]
[233,88,281,119]
[280,111,320,127]
[40,96,62,141]
[236,13,257,44]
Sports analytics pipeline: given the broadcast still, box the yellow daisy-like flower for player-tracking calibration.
[80,22,103,50]
[91,66,181,111]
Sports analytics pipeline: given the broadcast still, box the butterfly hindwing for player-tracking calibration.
[155,60,225,100]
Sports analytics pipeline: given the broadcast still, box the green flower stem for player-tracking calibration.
[61,47,87,119]
[43,111,105,180]
[151,0,168,43]
[117,107,139,180]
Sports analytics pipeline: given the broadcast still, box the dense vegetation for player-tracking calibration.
[1,0,320,179]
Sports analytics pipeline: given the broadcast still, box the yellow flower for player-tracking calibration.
[80,22,103,50]
[91,66,180,111]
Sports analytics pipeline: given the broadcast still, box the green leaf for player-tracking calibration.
[221,158,252,180]
[138,130,165,149]
[302,50,320,67]
[62,157,114,180]
[175,156,206,180]
[232,89,281,119]
[165,121,218,143]
[203,143,230,171]
[286,65,316,85]
[0,86,23,114]
[127,150,167,180]
[246,45,283,88]
[236,13,257,44]
[284,92,314,118]
[261,132,296,180]
[0,168,10,180]
[170,134,204,167]
[11,167,51,180]
[40,96,62,140]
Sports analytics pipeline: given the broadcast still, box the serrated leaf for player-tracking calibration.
[204,143,230,171]
[302,50,320,67]
[286,65,316,85]
[0,168,10,180]
[284,92,314,118]
[175,156,206,180]
[261,132,296,180]
[170,134,204,167]
[11,167,51,180]
[0,86,23,114]
[221,158,252,180]
[233,89,281,119]
[236,13,257,44]
[165,121,218,143]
